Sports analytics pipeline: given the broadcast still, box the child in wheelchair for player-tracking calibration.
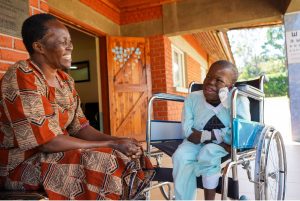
[172,60,251,200]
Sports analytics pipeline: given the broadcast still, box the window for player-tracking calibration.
[172,45,186,89]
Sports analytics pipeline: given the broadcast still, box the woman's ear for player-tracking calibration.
[32,41,44,54]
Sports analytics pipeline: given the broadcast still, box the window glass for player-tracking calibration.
[172,45,186,88]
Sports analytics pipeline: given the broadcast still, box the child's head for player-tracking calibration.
[203,60,238,104]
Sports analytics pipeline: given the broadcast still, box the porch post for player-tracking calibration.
[284,12,300,142]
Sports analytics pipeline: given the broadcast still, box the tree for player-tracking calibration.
[228,25,287,96]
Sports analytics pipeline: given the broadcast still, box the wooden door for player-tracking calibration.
[107,36,151,141]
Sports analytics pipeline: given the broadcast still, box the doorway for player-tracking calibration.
[66,25,103,132]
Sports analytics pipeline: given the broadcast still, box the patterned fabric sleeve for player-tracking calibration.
[1,61,63,151]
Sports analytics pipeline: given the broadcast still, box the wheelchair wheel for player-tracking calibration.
[254,126,287,200]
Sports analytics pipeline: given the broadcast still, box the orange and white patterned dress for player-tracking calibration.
[0,60,154,200]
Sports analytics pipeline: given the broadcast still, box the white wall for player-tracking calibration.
[68,27,100,106]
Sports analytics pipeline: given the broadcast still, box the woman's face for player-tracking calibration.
[203,64,234,104]
[39,20,73,70]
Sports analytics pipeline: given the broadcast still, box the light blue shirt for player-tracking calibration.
[182,90,251,144]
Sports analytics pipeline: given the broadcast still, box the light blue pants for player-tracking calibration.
[172,140,228,200]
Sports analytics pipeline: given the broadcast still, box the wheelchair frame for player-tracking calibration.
[144,75,287,200]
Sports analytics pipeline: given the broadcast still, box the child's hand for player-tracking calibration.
[219,142,231,153]
[187,128,202,144]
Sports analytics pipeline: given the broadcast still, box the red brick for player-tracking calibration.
[80,0,120,24]
[186,55,201,84]
[40,1,49,12]
[121,6,162,25]
[0,49,29,62]
[0,36,13,48]
[0,62,11,71]
[31,7,43,15]
[14,39,26,51]
[29,0,39,8]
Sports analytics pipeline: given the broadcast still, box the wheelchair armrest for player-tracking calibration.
[151,93,185,102]
[237,84,264,100]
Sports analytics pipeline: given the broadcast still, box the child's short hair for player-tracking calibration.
[210,60,238,84]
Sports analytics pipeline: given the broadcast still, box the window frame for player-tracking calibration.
[171,44,187,91]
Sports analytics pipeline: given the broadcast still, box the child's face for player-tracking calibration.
[203,64,234,104]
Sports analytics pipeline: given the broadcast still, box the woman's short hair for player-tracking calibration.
[21,13,57,55]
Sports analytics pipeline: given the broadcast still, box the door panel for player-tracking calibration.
[107,36,151,141]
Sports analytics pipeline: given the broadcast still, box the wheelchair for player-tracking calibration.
[144,75,287,200]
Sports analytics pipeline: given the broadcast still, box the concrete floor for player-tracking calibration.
[148,97,300,200]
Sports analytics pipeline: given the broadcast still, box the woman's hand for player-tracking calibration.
[112,138,143,159]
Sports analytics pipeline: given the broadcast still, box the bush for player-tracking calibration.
[264,74,288,97]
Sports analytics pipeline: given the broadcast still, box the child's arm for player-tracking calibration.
[187,128,217,144]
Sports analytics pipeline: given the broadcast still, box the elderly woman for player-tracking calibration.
[0,13,154,200]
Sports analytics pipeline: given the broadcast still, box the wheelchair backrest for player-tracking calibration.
[150,120,183,141]
[188,76,265,122]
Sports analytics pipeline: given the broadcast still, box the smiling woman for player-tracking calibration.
[0,13,154,200]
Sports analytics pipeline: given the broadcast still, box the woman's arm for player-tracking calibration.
[38,134,114,153]
[75,125,119,141]
[75,125,143,150]
[39,133,143,158]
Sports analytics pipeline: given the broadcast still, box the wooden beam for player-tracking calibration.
[286,0,300,14]
[163,0,283,36]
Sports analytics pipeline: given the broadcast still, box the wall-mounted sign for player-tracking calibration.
[0,0,29,38]
[286,30,300,64]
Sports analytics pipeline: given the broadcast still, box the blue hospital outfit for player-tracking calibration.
[172,90,250,200]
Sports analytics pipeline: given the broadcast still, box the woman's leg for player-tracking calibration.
[40,148,154,200]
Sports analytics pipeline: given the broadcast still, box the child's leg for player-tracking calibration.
[202,174,220,200]
[172,142,199,200]
[195,143,228,200]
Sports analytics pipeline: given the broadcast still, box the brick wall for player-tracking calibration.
[80,0,163,25]
[0,0,49,78]
[121,6,162,25]
[149,35,206,121]
[186,55,202,84]
[79,0,120,24]
[149,35,167,94]
[149,35,167,120]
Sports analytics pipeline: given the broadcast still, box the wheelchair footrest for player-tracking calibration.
[153,167,239,199]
